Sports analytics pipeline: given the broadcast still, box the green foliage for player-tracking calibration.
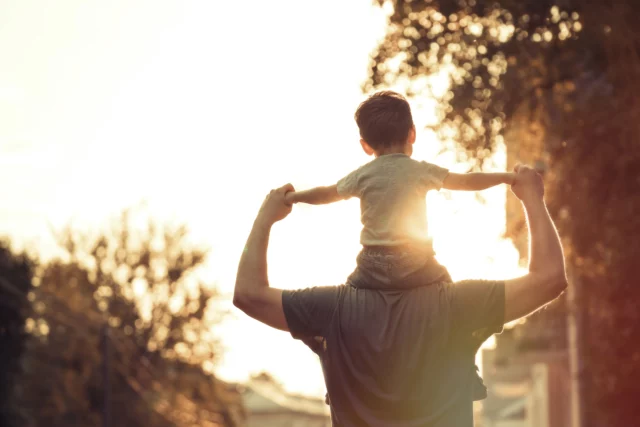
[48,207,221,366]
[0,241,34,427]
[367,1,640,425]
[367,0,601,161]
[14,208,243,427]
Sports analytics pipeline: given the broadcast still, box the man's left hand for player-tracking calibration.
[257,183,295,226]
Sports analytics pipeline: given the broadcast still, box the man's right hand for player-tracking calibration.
[510,164,544,203]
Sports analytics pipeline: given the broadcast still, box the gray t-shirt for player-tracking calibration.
[336,154,449,247]
[282,279,505,427]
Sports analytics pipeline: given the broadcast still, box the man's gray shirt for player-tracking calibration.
[282,279,505,427]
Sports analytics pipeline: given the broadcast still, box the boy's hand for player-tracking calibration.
[284,191,296,206]
[505,172,517,185]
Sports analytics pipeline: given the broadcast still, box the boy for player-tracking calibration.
[285,91,514,291]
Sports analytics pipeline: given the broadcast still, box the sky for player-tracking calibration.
[0,0,525,398]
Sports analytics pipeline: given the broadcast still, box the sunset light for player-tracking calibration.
[3,1,635,426]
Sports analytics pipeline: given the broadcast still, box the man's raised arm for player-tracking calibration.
[233,184,294,331]
[503,165,568,323]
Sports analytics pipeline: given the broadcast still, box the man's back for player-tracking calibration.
[282,279,505,426]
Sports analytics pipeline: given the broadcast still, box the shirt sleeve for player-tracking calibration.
[419,161,450,190]
[282,286,342,340]
[336,168,361,199]
[449,279,505,350]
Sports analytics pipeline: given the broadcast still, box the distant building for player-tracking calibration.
[481,329,572,427]
[240,373,331,427]
[165,362,246,427]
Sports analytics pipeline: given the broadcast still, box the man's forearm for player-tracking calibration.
[234,218,271,299]
[232,184,291,331]
[523,199,566,279]
[503,166,567,323]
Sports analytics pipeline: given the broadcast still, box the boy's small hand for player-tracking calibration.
[506,172,517,186]
[284,191,296,205]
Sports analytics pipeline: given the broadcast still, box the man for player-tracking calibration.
[234,165,567,426]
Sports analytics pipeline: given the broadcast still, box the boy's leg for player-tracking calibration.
[347,248,393,289]
[390,249,451,289]
[350,247,450,290]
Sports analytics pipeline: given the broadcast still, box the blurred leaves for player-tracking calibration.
[0,241,34,427]
[48,207,221,367]
[2,207,243,426]
[367,0,597,163]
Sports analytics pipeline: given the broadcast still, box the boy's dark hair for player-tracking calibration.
[354,91,414,150]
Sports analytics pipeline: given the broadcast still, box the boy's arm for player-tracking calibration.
[285,185,344,205]
[442,172,515,191]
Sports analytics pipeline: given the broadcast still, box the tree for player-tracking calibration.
[49,207,221,367]
[0,241,34,427]
[367,0,599,160]
[366,1,640,425]
[18,208,243,426]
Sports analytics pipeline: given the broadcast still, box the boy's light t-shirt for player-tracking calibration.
[336,153,449,247]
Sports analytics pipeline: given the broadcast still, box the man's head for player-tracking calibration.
[354,91,416,156]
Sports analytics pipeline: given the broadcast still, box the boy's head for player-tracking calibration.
[354,91,415,156]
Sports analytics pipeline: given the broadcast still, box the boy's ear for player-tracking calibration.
[408,126,416,144]
[360,139,375,156]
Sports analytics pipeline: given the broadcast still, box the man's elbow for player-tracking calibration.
[233,291,249,311]
[555,273,569,295]
[233,288,257,312]
[544,270,568,300]
[233,282,267,313]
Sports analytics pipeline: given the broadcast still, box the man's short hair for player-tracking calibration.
[354,91,414,150]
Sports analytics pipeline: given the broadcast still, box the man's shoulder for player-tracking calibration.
[282,284,348,305]
[281,285,350,340]
[285,284,350,293]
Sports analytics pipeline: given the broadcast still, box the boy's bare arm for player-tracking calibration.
[284,184,344,205]
[442,172,515,191]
